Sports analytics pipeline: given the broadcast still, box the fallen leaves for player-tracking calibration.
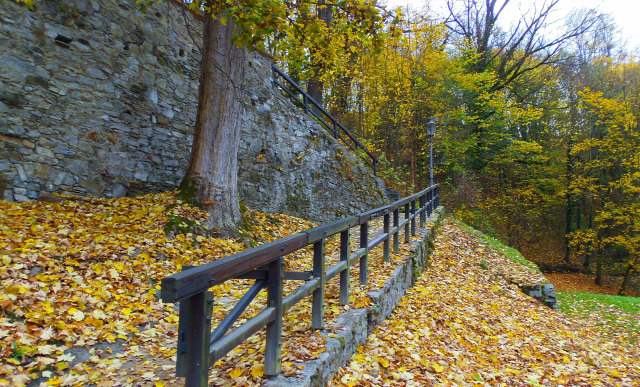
[330,220,640,386]
[0,191,318,385]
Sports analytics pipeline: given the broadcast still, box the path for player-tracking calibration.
[330,220,640,386]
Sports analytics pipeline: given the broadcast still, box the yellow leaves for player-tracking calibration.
[250,365,264,378]
[122,308,132,316]
[331,221,640,386]
[229,367,245,378]
[67,308,85,321]
[91,309,106,320]
[37,345,58,355]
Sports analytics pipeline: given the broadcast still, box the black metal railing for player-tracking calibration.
[161,184,440,386]
[271,65,379,175]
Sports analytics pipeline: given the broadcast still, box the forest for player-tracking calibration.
[231,0,640,295]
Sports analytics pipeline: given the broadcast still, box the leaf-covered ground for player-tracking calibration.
[0,192,426,386]
[4,193,638,386]
[330,221,640,386]
[0,192,313,386]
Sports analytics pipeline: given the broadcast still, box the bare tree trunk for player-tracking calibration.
[181,10,245,237]
[564,138,574,264]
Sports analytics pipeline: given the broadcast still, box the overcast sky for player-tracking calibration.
[384,0,640,52]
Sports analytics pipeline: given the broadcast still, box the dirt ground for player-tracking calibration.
[545,272,640,297]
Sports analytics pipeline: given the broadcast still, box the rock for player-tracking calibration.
[14,194,29,202]
[111,183,127,198]
[520,284,558,310]
[37,191,65,202]
[66,160,89,176]
[15,164,28,181]
[385,187,402,203]
[29,266,44,277]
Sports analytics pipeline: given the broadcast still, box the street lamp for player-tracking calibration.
[426,118,437,186]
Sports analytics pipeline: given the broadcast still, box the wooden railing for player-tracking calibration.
[271,65,379,175]
[161,184,440,386]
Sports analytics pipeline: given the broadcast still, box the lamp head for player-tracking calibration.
[426,118,437,136]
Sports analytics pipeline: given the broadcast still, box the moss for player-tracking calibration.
[285,192,310,214]
[164,213,213,239]
[265,214,281,226]
[177,178,201,208]
[25,75,52,88]
[0,92,26,107]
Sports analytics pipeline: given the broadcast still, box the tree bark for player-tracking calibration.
[181,10,245,237]
[595,245,604,286]
[618,260,636,296]
[307,0,333,114]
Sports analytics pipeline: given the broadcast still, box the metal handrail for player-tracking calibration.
[271,65,379,175]
[161,184,440,386]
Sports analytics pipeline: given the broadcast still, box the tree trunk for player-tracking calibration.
[618,260,636,296]
[181,10,245,237]
[595,246,604,286]
[584,195,594,272]
[307,1,332,115]
[564,140,574,264]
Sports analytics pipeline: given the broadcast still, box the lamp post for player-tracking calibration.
[426,118,437,186]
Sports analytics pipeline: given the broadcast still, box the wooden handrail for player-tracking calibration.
[271,65,379,175]
[161,184,440,386]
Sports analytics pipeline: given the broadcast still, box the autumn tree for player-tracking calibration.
[164,1,385,236]
[569,67,640,291]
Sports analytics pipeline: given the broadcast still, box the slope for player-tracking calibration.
[330,220,640,386]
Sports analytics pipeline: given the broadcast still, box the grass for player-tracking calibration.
[557,291,640,344]
[455,219,542,274]
[558,291,640,314]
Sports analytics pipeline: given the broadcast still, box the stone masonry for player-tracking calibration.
[0,0,387,222]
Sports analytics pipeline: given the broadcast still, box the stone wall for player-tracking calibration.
[0,0,387,222]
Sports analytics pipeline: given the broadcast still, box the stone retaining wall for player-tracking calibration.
[0,0,387,222]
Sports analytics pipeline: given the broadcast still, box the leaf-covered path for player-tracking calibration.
[331,221,640,386]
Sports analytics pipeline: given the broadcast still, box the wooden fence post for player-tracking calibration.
[383,212,390,262]
[178,291,214,387]
[264,257,284,375]
[360,222,369,285]
[339,230,350,305]
[312,240,326,330]
[393,209,400,254]
[175,265,214,387]
[411,200,416,236]
[404,204,410,243]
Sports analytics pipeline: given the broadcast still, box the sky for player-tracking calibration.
[384,0,640,52]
